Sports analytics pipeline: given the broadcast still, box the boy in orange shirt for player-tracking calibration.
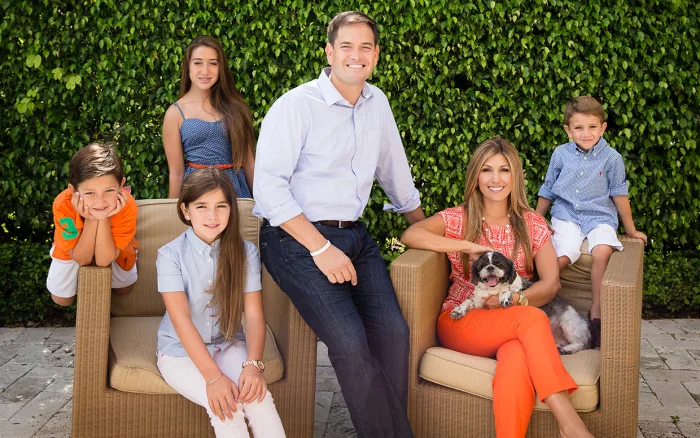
[46,143,139,306]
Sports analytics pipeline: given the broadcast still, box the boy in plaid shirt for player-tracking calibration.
[536,96,646,348]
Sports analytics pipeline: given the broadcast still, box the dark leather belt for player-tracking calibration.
[317,220,357,229]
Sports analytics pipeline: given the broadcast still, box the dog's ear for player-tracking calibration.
[470,259,481,286]
[505,257,518,284]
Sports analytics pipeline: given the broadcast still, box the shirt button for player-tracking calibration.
[580,172,584,175]
[576,189,580,193]
[207,258,212,263]
[206,322,210,327]
[576,204,580,208]
[584,157,587,160]
[208,279,213,285]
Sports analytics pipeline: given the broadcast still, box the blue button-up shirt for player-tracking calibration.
[538,137,628,235]
[252,67,421,226]
[156,228,262,356]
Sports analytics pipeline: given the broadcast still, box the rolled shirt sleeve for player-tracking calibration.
[537,147,563,201]
[375,95,421,214]
[253,96,306,227]
[608,154,629,197]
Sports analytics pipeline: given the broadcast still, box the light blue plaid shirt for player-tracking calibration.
[156,228,261,356]
[538,137,628,235]
[252,67,421,226]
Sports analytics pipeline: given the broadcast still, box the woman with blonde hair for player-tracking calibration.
[401,137,593,438]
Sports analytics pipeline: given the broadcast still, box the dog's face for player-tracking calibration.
[470,251,517,287]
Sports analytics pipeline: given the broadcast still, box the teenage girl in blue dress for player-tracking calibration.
[163,36,255,199]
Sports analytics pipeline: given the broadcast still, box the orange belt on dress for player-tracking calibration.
[187,162,234,170]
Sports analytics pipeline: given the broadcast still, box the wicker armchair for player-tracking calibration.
[71,198,317,438]
[390,237,644,438]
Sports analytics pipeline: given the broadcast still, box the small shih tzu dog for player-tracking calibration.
[450,251,591,354]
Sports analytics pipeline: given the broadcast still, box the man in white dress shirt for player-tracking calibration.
[253,11,425,437]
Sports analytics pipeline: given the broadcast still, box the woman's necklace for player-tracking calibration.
[482,213,511,246]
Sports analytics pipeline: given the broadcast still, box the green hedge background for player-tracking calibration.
[1,0,699,324]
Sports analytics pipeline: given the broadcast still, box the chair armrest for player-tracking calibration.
[599,237,644,412]
[73,266,112,396]
[261,266,316,377]
[390,249,450,386]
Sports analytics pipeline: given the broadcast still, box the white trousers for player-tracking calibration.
[551,218,623,264]
[157,343,285,438]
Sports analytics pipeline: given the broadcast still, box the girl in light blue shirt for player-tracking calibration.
[156,168,284,437]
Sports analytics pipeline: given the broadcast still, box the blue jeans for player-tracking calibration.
[260,220,413,438]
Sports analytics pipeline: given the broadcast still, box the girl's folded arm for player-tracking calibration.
[162,291,222,382]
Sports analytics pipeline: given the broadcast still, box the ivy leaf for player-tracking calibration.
[52,67,64,80]
[25,54,41,68]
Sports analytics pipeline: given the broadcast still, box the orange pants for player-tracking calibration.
[437,306,577,438]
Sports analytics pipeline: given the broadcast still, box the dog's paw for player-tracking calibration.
[450,307,467,320]
[558,344,585,355]
[499,291,514,308]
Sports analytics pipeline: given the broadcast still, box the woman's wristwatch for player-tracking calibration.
[242,359,265,374]
[516,292,529,306]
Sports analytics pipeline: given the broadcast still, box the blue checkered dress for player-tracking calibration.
[172,102,252,199]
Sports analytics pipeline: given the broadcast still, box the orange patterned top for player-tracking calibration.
[436,206,552,311]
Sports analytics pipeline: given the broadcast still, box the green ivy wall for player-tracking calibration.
[1,0,698,323]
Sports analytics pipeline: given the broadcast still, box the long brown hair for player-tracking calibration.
[461,136,534,275]
[179,36,255,167]
[178,168,245,340]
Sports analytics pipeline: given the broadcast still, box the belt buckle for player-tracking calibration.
[337,221,346,229]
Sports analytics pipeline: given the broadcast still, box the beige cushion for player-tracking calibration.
[419,347,600,412]
[109,316,283,394]
[112,198,261,317]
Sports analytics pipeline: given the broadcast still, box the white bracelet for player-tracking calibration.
[206,373,224,386]
[310,240,331,257]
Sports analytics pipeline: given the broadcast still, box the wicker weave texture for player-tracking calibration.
[71,199,317,438]
[391,237,644,438]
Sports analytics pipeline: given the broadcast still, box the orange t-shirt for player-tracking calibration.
[51,188,139,270]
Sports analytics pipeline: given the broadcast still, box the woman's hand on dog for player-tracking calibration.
[482,293,519,310]
[461,242,494,260]
[481,294,502,309]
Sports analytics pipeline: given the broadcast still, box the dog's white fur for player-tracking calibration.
[450,251,591,354]
[449,252,527,319]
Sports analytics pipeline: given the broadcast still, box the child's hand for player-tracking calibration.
[107,190,127,218]
[238,364,267,403]
[71,192,97,221]
[205,374,239,421]
[626,230,648,244]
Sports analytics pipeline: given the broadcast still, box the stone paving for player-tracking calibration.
[1,320,700,437]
